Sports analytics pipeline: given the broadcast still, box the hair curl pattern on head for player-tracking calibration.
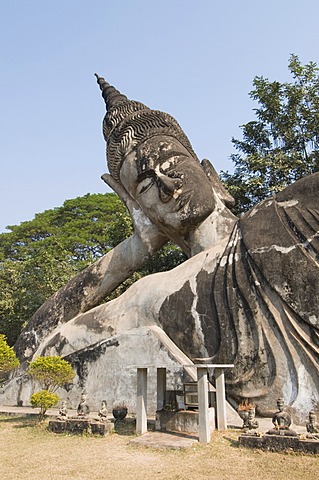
[95,74,200,182]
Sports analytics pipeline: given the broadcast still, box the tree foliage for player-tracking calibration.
[30,390,60,419]
[221,54,319,214]
[0,193,132,345]
[0,334,20,380]
[28,356,75,392]
[0,193,186,345]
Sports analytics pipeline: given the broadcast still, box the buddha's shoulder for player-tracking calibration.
[238,173,319,240]
[275,172,319,205]
[241,173,319,222]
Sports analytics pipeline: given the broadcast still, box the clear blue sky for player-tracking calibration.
[1,0,319,233]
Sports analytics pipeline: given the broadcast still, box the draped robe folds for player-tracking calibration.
[207,173,319,414]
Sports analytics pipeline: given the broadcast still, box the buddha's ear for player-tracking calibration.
[201,159,235,208]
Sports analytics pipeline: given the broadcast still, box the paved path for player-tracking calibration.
[0,405,79,418]
[130,431,198,449]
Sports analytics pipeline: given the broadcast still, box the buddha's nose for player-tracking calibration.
[159,175,183,201]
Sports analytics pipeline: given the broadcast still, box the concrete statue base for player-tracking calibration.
[48,418,113,436]
[155,408,215,435]
[239,434,319,454]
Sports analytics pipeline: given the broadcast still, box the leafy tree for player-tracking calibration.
[30,390,60,420]
[0,334,20,381]
[28,356,75,392]
[141,242,187,275]
[1,193,131,266]
[28,356,74,420]
[0,193,132,344]
[221,54,319,214]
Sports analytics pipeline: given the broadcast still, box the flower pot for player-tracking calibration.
[112,407,128,421]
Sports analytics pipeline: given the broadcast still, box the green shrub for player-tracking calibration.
[28,356,74,392]
[30,390,59,419]
[0,334,20,382]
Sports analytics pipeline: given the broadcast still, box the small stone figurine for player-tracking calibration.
[306,411,319,439]
[57,401,68,420]
[77,392,90,417]
[98,400,109,422]
[245,408,259,432]
[267,398,297,436]
[237,400,258,430]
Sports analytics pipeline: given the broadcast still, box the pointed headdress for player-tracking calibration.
[95,74,199,182]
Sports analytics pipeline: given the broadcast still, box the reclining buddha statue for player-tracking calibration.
[5,74,319,420]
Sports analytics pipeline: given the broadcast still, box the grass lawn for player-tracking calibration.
[1,415,318,480]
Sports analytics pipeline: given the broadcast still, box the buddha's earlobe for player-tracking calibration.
[201,159,235,208]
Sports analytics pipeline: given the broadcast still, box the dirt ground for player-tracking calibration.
[1,416,318,480]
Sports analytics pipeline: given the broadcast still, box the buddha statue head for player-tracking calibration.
[95,74,233,243]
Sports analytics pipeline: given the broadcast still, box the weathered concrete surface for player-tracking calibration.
[1,324,239,427]
[211,174,319,420]
[155,408,215,434]
[0,325,214,413]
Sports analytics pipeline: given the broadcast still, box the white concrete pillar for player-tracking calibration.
[136,367,148,434]
[215,367,227,431]
[197,367,211,443]
[157,368,166,411]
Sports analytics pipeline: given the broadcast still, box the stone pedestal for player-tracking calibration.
[239,434,319,454]
[156,408,215,435]
[48,418,113,436]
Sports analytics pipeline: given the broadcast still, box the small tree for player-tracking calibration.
[0,334,20,382]
[28,356,74,420]
[28,356,75,392]
[30,390,60,420]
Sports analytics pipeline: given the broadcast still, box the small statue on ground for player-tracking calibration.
[244,408,259,433]
[306,411,319,439]
[267,398,297,436]
[77,391,90,417]
[237,400,258,431]
[98,400,109,422]
[57,400,68,420]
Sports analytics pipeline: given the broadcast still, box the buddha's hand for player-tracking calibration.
[101,173,167,247]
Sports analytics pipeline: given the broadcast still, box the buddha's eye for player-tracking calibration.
[137,178,154,195]
[137,170,156,195]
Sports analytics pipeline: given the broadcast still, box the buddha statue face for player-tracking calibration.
[95,74,218,240]
[119,135,215,237]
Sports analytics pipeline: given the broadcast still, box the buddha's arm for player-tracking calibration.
[83,224,167,309]
[14,185,167,357]
[34,227,166,320]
